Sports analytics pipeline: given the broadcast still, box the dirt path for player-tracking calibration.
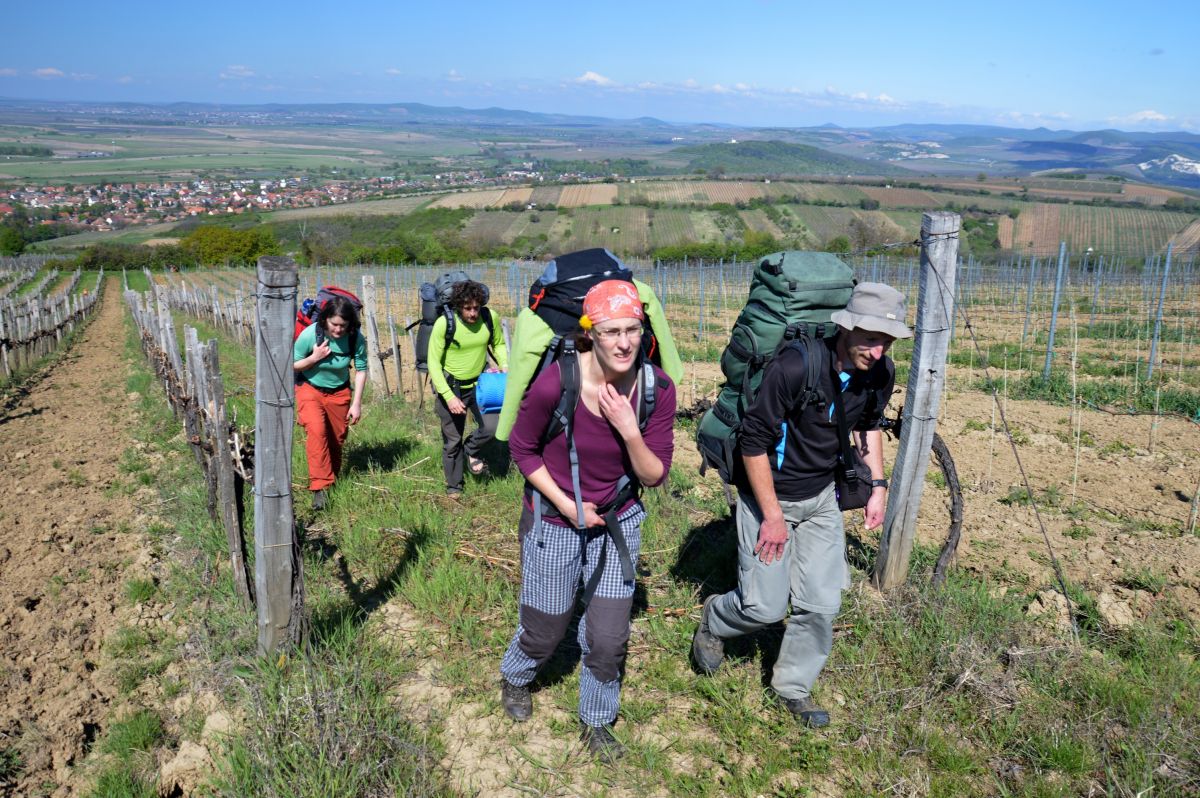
[0,280,146,796]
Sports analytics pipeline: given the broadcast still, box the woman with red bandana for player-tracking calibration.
[497,280,676,761]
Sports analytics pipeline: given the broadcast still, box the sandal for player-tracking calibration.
[468,457,488,476]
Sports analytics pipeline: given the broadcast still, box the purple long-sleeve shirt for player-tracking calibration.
[509,361,676,517]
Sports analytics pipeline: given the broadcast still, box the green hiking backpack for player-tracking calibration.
[696,250,856,483]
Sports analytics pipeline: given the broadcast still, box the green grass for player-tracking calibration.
[100,282,1200,797]
[86,711,164,798]
[123,578,157,604]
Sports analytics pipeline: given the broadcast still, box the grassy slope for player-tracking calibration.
[96,283,1200,796]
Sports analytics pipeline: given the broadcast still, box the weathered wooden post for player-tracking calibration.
[254,256,303,654]
[1042,242,1067,381]
[204,339,253,609]
[387,311,404,400]
[360,274,387,396]
[873,211,960,590]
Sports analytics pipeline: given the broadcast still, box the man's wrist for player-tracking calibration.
[871,478,888,491]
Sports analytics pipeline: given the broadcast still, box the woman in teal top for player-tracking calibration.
[292,295,368,510]
[428,280,508,495]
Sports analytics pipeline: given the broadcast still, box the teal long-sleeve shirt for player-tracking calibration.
[293,322,367,389]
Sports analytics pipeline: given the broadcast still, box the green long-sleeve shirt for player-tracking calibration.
[428,311,508,400]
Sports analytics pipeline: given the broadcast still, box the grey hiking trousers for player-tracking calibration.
[706,483,850,700]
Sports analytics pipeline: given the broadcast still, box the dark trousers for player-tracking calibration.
[432,384,498,491]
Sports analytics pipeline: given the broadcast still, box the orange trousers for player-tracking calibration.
[296,382,351,491]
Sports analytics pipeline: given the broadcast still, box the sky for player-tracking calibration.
[3,0,1196,132]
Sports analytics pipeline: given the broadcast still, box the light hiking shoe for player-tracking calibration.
[311,489,327,511]
[769,691,830,728]
[580,723,626,762]
[691,594,725,675]
[500,679,532,722]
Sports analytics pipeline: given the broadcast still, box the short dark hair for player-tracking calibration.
[317,295,360,334]
[450,280,487,311]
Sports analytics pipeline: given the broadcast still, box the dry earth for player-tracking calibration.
[0,281,151,796]
[2,284,1196,796]
[378,359,1199,796]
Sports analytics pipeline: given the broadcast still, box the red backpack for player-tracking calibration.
[294,286,363,346]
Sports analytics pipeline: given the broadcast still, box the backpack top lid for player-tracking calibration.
[529,248,634,335]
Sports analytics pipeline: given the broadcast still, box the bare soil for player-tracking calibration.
[0,282,149,796]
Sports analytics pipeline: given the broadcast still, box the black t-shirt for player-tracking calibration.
[737,335,894,502]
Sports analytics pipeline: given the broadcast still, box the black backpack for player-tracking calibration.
[408,271,495,373]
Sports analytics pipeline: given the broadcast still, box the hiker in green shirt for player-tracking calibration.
[428,280,508,495]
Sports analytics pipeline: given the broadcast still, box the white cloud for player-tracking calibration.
[0,68,16,77]
[71,72,96,81]
[997,110,1072,126]
[385,68,402,76]
[1125,109,1169,123]
[576,71,614,86]
[1103,109,1178,129]
[33,67,65,79]
[710,83,733,94]
[219,65,255,79]
[117,75,134,84]
[446,69,464,82]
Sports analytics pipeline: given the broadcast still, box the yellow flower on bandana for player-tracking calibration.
[579,314,593,330]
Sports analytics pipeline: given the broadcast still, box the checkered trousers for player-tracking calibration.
[500,502,645,728]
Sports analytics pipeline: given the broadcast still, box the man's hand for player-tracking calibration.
[753,514,789,564]
[864,488,886,530]
[447,396,467,415]
[347,401,362,425]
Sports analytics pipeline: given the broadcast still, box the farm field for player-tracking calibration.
[557,183,618,207]
[1013,203,1195,256]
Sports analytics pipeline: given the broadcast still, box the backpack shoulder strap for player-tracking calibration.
[542,340,578,445]
[443,306,457,350]
[481,306,497,362]
[784,334,829,414]
[540,342,585,528]
[481,306,495,340]
[636,361,658,433]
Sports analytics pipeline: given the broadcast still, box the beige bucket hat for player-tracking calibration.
[830,282,913,339]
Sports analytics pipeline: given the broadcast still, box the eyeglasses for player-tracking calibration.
[592,324,644,342]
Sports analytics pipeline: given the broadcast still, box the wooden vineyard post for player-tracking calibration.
[361,275,388,396]
[873,211,960,590]
[254,256,303,654]
[387,312,404,400]
[1042,242,1067,381]
[204,339,253,609]
[182,326,217,518]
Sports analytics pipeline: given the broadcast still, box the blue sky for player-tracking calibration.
[3,1,1195,131]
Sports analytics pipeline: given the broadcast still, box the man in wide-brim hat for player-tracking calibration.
[692,281,911,728]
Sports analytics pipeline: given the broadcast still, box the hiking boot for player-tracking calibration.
[500,679,531,722]
[580,723,625,763]
[311,489,327,511]
[691,594,725,675]
[769,691,830,728]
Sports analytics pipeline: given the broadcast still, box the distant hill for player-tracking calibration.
[673,140,906,177]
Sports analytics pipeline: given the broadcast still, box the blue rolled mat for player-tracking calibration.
[476,371,507,415]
